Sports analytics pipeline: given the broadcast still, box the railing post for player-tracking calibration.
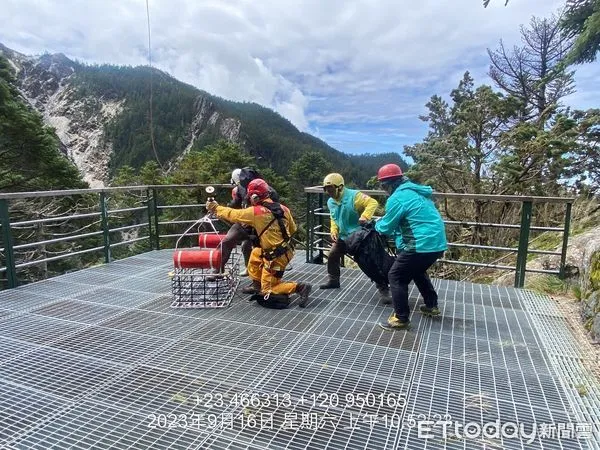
[146,189,154,251]
[0,199,18,288]
[514,200,532,288]
[99,192,112,264]
[305,192,311,263]
[152,188,160,250]
[318,192,324,263]
[559,201,572,279]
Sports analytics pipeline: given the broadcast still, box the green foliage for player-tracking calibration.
[590,252,600,291]
[562,0,600,64]
[69,63,409,188]
[0,55,86,192]
[72,64,199,173]
[405,72,519,194]
[526,275,569,295]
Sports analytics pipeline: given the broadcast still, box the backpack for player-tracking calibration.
[344,226,395,286]
[250,293,291,309]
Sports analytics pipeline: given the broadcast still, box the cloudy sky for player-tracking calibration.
[1,0,599,156]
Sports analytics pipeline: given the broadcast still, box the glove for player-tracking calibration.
[206,200,219,212]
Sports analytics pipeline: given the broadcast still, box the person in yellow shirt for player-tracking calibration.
[320,173,389,302]
[206,178,311,307]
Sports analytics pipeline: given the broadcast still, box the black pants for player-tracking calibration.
[388,250,443,322]
[326,240,346,278]
[219,223,253,271]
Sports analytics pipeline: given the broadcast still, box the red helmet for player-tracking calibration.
[247,178,270,201]
[377,164,403,182]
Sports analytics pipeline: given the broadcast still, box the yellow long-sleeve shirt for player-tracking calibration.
[215,199,296,250]
[330,190,379,237]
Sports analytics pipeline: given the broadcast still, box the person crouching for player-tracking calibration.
[206,179,312,307]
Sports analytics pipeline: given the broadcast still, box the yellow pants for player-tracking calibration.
[247,247,298,295]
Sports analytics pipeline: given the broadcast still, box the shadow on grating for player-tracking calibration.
[30,299,125,325]
[0,314,85,344]
[186,319,303,356]
[10,401,207,450]
[0,347,124,400]
[0,336,39,365]
[70,286,159,308]
[89,365,244,417]
[47,326,171,365]
[99,309,209,338]
[0,382,73,447]
[283,333,419,385]
[0,289,67,312]
[143,339,281,387]
[414,356,572,413]
[422,332,552,376]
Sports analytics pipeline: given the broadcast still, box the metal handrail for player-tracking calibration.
[0,184,574,289]
[0,184,235,289]
[0,183,232,200]
[303,187,573,288]
[303,186,576,204]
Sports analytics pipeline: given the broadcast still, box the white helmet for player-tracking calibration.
[231,168,242,185]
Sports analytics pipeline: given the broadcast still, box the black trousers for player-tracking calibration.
[219,223,253,271]
[326,240,346,278]
[388,250,444,322]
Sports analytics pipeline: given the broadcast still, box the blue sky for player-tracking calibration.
[1,0,599,157]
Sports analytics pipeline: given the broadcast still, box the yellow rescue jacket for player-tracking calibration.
[215,199,297,251]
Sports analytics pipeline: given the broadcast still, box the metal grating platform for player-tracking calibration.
[0,249,598,449]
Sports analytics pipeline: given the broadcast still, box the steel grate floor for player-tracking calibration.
[0,249,598,449]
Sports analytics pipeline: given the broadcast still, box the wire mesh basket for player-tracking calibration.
[170,213,241,308]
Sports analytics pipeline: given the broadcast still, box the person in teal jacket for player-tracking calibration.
[374,164,448,330]
[319,173,390,301]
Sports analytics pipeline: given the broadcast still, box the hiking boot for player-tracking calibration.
[319,278,340,289]
[296,282,312,308]
[241,279,261,295]
[376,284,391,305]
[419,305,441,317]
[378,312,410,331]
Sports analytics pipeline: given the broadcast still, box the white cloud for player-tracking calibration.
[1,0,598,144]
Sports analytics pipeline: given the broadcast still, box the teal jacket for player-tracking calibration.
[375,179,448,253]
[327,188,360,240]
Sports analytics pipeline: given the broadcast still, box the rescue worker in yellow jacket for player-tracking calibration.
[206,178,312,306]
[320,173,390,302]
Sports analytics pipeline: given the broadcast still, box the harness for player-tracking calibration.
[254,202,293,261]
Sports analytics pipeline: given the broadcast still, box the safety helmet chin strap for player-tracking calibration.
[334,185,344,200]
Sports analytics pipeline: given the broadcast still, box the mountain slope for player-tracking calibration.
[0,44,409,188]
[0,52,86,192]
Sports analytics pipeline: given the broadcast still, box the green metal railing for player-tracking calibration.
[0,184,231,289]
[304,187,574,288]
[0,185,575,290]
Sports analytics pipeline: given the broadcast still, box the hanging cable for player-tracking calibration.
[145,0,164,170]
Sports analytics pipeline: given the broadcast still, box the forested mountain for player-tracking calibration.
[0,54,86,192]
[0,44,409,190]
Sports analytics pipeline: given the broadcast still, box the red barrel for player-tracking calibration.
[198,233,226,248]
[173,249,222,269]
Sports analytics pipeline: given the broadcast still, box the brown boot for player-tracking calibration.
[319,277,340,289]
[296,282,312,307]
[241,279,261,294]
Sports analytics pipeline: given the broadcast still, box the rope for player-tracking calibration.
[145,0,164,171]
